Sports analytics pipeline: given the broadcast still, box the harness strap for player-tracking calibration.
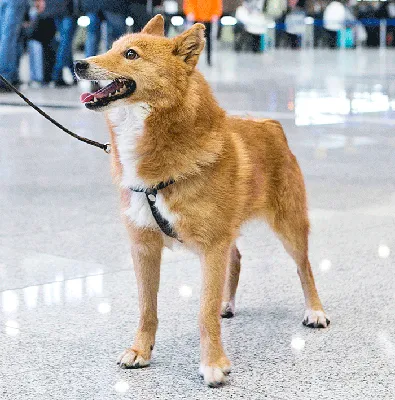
[130,180,180,240]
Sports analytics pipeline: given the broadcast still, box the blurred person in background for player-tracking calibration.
[0,0,32,92]
[50,0,78,87]
[81,0,128,58]
[305,0,329,47]
[375,0,395,47]
[23,0,56,86]
[183,0,223,66]
[356,0,380,47]
[284,0,306,48]
[129,0,151,33]
[266,0,287,48]
[385,0,395,46]
[235,0,286,52]
[323,0,355,48]
[234,0,265,53]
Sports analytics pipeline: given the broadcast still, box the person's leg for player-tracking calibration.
[251,33,260,52]
[0,2,5,42]
[129,3,149,33]
[0,0,26,86]
[52,16,76,83]
[204,21,212,65]
[52,17,63,82]
[103,11,126,49]
[43,41,56,84]
[85,12,101,57]
[164,14,171,36]
[28,40,44,83]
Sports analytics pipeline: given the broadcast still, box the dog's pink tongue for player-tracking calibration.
[80,92,94,103]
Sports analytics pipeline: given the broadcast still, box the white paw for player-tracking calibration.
[221,300,235,318]
[199,364,230,387]
[303,309,330,328]
[117,348,150,369]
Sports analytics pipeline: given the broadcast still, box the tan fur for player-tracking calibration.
[77,15,329,386]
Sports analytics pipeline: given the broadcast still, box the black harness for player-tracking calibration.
[130,180,180,240]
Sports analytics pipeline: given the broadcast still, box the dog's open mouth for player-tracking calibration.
[80,78,136,109]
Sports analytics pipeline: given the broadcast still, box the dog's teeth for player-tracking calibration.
[108,93,112,97]
[94,98,98,103]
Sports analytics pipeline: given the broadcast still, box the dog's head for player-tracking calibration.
[74,15,205,112]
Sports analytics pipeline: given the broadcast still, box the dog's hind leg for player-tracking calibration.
[263,153,330,328]
[117,227,163,369]
[221,245,241,318]
[269,210,330,329]
[283,238,330,328]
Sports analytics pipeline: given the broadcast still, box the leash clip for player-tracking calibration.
[103,143,111,154]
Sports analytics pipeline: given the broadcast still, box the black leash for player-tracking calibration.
[1,73,179,240]
[0,74,111,154]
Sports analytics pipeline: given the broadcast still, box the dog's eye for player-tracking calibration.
[125,49,139,60]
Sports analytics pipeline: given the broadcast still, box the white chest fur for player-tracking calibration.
[108,104,178,230]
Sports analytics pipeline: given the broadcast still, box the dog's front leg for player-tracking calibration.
[117,228,163,369]
[199,241,232,387]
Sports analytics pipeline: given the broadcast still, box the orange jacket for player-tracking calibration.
[183,0,223,22]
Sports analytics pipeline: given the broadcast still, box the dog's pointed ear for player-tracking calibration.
[141,14,165,36]
[173,24,206,69]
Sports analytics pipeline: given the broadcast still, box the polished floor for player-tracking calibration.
[1,49,394,399]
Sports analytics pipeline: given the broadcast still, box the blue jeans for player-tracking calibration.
[0,0,27,83]
[52,16,76,81]
[28,40,43,82]
[85,11,126,57]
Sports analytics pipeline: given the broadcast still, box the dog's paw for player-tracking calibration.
[303,309,330,328]
[221,300,235,319]
[199,363,231,387]
[117,348,150,369]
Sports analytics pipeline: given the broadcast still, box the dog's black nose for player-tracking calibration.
[74,60,89,73]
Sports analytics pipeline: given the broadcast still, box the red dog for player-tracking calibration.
[74,15,329,387]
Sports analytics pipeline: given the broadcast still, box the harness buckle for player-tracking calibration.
[103,143,112,154]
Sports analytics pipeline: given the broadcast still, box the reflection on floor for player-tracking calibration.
[0,50,394,399]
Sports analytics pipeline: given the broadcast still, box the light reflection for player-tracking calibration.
[65,278,83,302]
[377,331,395,362]
[55,274,64,282]
[291,336,305,351]
[295,91,349,126]
[86,275,103,297]
[295,85,395,126]
[2,274,106,313]
[52,282,62,304]
[114,380,130,393]
[378,245,390,259]
[2,290,19,313]
[43,283,53,305]
[5,320,20,336]
[43,282,62,305]
[319,259,332,272]
[23,285,39,309]
[179,285,192,298]
[351,92,389,114]
[97,302,111,314]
